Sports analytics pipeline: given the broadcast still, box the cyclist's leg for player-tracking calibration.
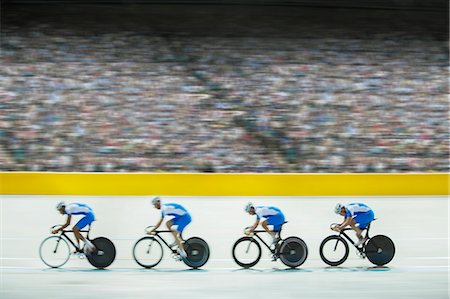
[351,211,374,242]
[168,215,191,248]
[348,219,363,237]
[261,220,276,237]
[165,220,177,245]
[73,213,95,251]
[175,214,191,235]
[171,215,191,257]
[166,219,174,230]
[72,226,83,249]
[266,214,285,236]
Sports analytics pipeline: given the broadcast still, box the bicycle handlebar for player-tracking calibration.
[330,223,353,233]
[144,226,174,234]
[145,226,155,234]
[50,225,64,233]
[330,223,339,230]
[50,225,91,233]
[243,226,254,236]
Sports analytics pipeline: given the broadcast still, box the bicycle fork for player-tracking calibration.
[53,237,63,254]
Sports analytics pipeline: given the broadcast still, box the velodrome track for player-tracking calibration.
[1,195,448,298]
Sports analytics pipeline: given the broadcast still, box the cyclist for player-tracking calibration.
[333,202,375,246]
[244,202,285,245]
[52,201,96,254]
[146,196,190,258]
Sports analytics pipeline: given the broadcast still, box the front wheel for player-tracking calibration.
[365,235,395,266]
[86,237,116,269]
[133,236,164,269]
[39,236,71,268]
[319,235,349,266]
[232,237,262,268]
[278,236,308,268]
[183,237,210,269]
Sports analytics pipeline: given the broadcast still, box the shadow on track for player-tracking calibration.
[321,266,392,272]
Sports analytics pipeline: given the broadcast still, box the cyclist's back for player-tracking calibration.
[64,203,95,217]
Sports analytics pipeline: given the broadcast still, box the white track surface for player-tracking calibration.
[0,195,448,299]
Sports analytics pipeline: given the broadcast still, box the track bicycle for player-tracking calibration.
[319,220,395,266]
[133,226,210,269]
[232,222,308,269]
[39,224,116,269]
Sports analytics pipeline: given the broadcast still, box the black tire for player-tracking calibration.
[87,237,116,269]
[133,236,164,269]
[365,235,395,266]
[39,236,71,268]
[278,236,308,268]
[232,237,262,268]
[319,235,349,266]
[183,237,210,269]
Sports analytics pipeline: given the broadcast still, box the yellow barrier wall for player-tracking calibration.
[0,172,448,196]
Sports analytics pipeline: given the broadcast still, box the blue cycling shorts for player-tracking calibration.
[353,210,375,229]
[266,214,286,232]
[172,214,192,233]
[74,213,95,230]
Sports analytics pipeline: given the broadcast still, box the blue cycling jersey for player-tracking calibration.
[64,203,94,216]
[345,202,372,218]
[161,203,189,218]
[255,206,284,220]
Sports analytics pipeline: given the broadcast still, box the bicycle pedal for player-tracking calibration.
[75,253,85,259]
[172,254,182,261]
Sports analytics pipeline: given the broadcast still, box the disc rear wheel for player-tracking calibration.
[87,237,116,269]
[365,235,395,266]
[279,236,308,268]
[183,237,210,269]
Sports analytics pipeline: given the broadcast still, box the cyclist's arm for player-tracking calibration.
[249,218,260,232]
[336,217,352,231]
[53,215,72,234]
[147,217,164,235]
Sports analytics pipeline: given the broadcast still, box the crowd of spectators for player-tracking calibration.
[0,23,448,172]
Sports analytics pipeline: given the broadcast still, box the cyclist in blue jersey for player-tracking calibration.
[52,202,96,254]
[146,196,191,258]
[244,202,285,245]
[333,202,375,246]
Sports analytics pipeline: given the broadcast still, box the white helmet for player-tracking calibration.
[151,196,161,205]
[56,201,66,210]
[334,203,344,214]
[244,202,254,213]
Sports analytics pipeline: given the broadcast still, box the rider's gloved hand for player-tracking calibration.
[145,227,156,235]
[244,227,254,236]
[331,225,341,232]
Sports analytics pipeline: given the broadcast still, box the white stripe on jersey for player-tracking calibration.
[65,203,92,215]
[345,203,371,217]
[162,205,186,217]
[255,207,279,218]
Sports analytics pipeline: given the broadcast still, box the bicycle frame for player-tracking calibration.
[338,222,372,253]
[250,231,278,254]
[248,223,286,255]
[54,225,92,253]
[150,230,184,254]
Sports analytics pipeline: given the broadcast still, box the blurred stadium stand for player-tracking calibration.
[2,0,448,11]
[1,0,448,173]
